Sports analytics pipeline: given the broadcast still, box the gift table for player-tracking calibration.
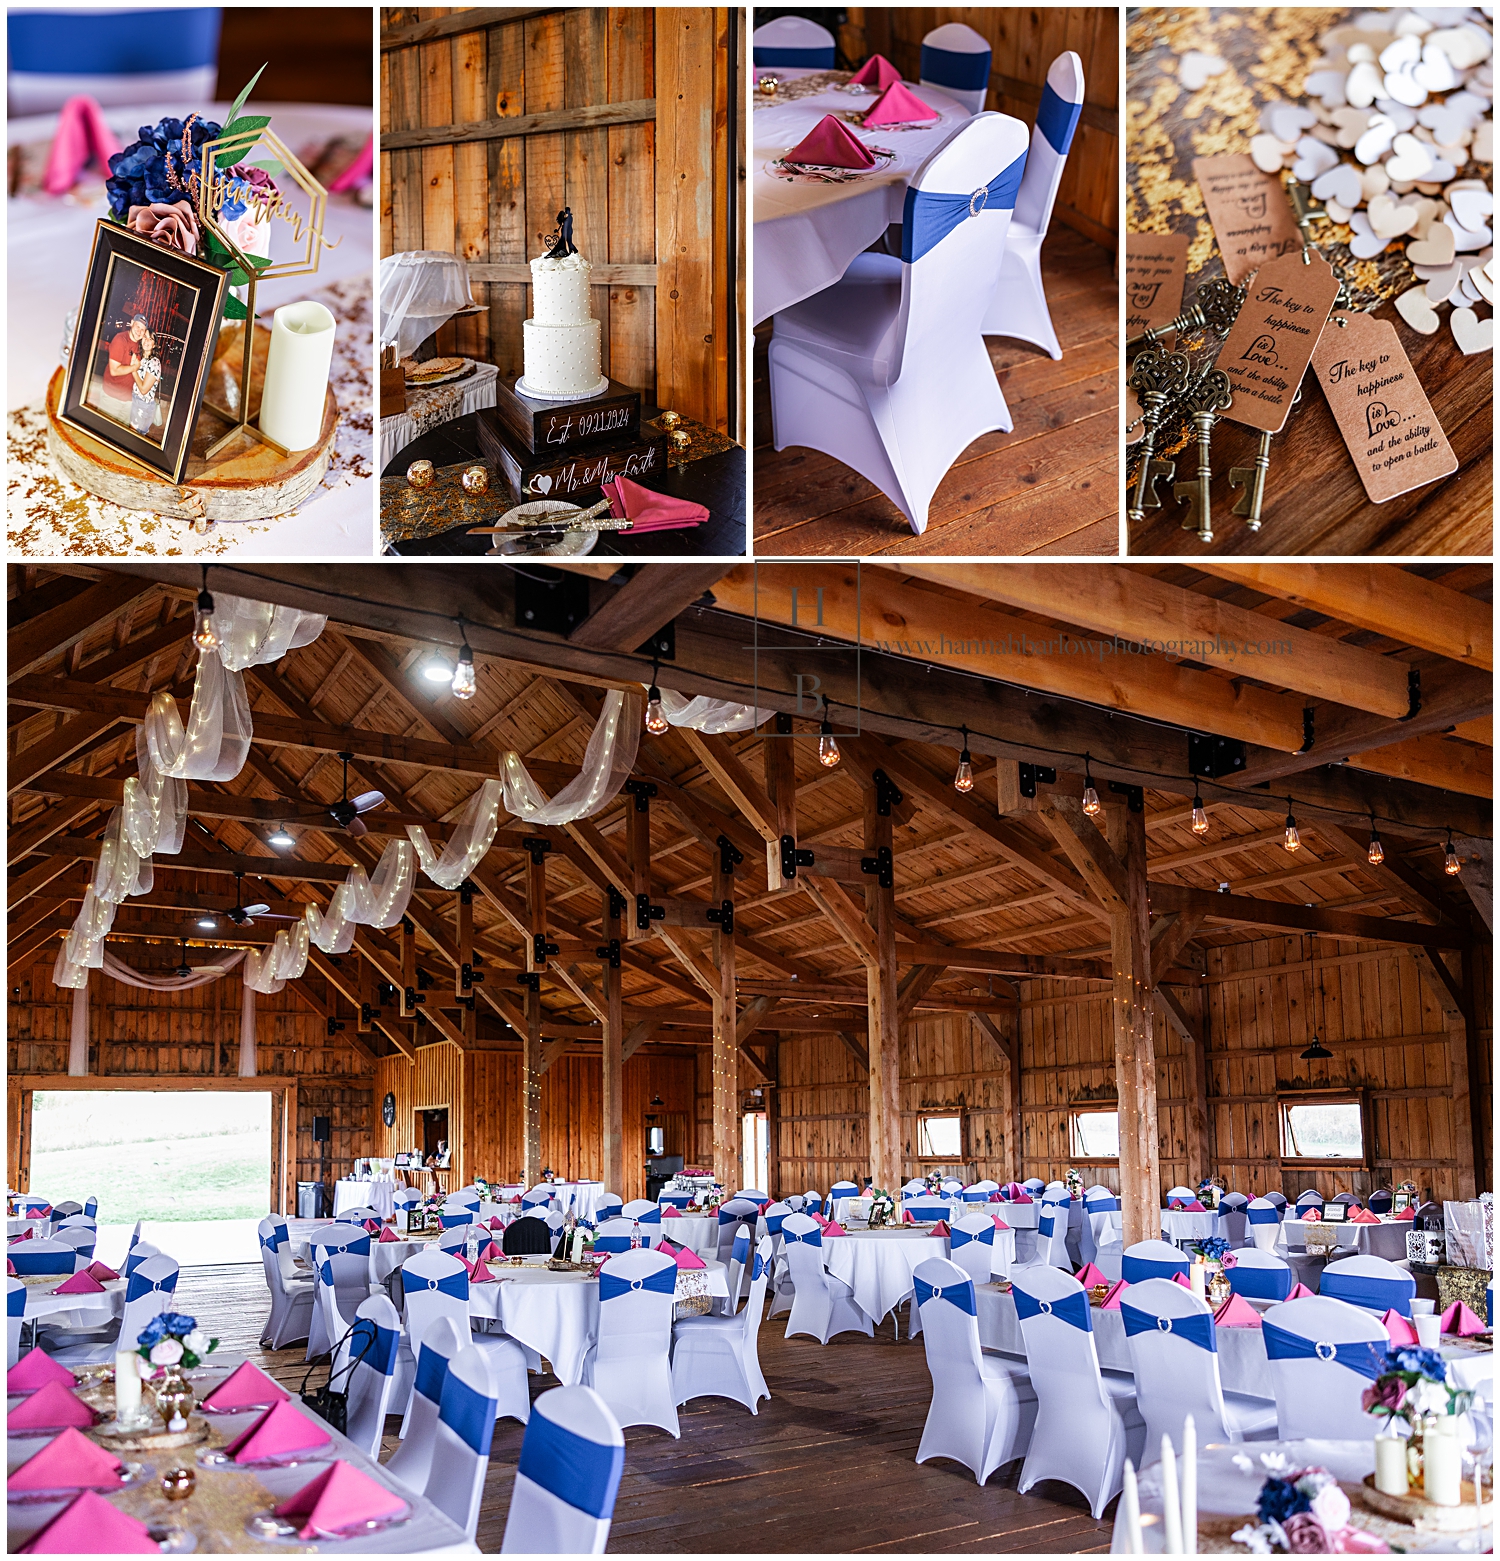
[332,1179,397,1220]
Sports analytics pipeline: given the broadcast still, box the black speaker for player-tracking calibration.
[313,1115,332,1143]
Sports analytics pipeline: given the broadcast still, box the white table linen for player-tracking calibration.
[1281,1217,1410,1260]
[379,362,500,468]
[821,1229,948,1323]
[658,1213,721,1254]
[334,1179,396,1219]
[752,76,970,323]
[1160,1208,1223,1243]
[19,1275,125,1327]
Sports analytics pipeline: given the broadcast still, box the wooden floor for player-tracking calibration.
[178,1264,1114,1554]
[752,226,1120,557]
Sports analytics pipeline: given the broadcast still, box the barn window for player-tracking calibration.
[917,1115,962,1158]
[1280,1098,1364,1161]
[1070,1110,1120,1159]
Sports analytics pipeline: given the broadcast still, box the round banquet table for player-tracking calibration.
[333,1178,397,1219]
[7,1365,476,1554]
[751,73,972,323]
[1160,1207,1222,1243]
[821,1228,950,1324]
[291,1229,439,1285]
[18,1273,125,1333]
[1280,1216,1410,1261]
[657,1213,722,1253]
[461,1257,729,1386]
[544,1181,608,1224]
[1110,1438,1492,1554]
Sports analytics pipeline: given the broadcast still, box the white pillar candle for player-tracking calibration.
[1189,1261,1207,1300]
[1425,1421,1462,1506]
[1182,1414,1197,1554]
[1161,1435,1184,1554]
[1121,1458,1144,1554]
[258,300,337,452]
[1374,1434,1408,1495]
[114,1351,142,1424]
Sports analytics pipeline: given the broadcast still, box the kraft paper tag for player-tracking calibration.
[1192,154,1302,285]
[1311,310,1457,502]
[1125,232,1189,344]
[1218,252,1341,433]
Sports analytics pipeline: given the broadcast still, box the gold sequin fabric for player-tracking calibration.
[752,70,852,108]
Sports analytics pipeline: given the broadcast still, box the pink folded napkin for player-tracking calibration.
[53,1269,104,1295]
[989,1192,1004,1203]
[8,1348,77,1395]
[990,1215,1009,1231]
[1100,1280,1129,1310]
[810,1212,830,1228]
[785,113,876,170]
[8,1427,122,1493]
[673,1246,706,1270]
[8,1379,97,1431]
[902,1209,914,1224]
[863,80,940,127]
[273,1460,406,1541]
[11,1227,34,1242]
[378,1225,399,1244]
[200,1361,290,1413]
[1073,1263,1108,1288]
[1012,1192,1033,1204]
[1286,1282,1316,1300]
[849,53,902,90]
[1381,1309,1420,1345]
[1168,1199,1184,1211]
[225,1400,332,1463]
[479,1241,502,1263]
[470,1260,498,1284]
[7,1258,15,1274]
[363,1220,382,1234]
[661,1207,682,1219]
[84,1262,118,1282]
[1172,1271,1193,1289]
[487,1216,504,1230]
[42,96,122,197]
[1392,1206,1415,1220]
[603,474,709,533]
[1214,1294,1263,1329]
[824,1221,848,1237]
[19,1489,157,1554]
[454,1255,476,1277]
[1183,1199,1207,1212]
[326,132,374,194]
[1349,1207,1381,1223]
[1441,1300,1487,1337]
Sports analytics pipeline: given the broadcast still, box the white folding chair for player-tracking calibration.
[803,1188,822,1217]
[913,1255,1036,1484]
[47,1253,180,1368]
[596,1195,624,1223]
[1013,1265,1145,1518]
[768,111,1030,536]
[1227,1248,1293,1303]
[673,1235,772,1415]
[1321,1254,1417,1316]
[1121,1239,1190,1285]
[308,1235,373,1361]
[1120,1278,1277,1451]
[722,1225,755,1316]
[918,20,992,114]
[424,1344,498,1541]
[385,1316,466,1492]
[901,1179,928,1196]
[340,1294,403,1459]
[621,1200,655,1220]
[500,1385,624,1554]
[583,1248,679,1437]
[123,1241,159,1278]
[1247,1196,1282,1252]
[53,1213,95,1230]
[752,15,834,70]
[1261,1295,1389,1439]
[779,1212,873,1345]
[1081,1186,1124,1279]
[257,1217,314,1350]
[8,1276,25,1368]
[338,1205,383,1225]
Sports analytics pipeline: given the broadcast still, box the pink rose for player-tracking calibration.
[1281,1513,1331,1553]
[1361,1377,1406,1415]
[126,199,200,256]
[1309,1485,1351,1531]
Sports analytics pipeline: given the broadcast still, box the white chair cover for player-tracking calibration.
[308,1237,372,1362]
[1227,1248,1293,1303]
[1121,1239,1190,1285]
[584,1248,679,1437]
[593,1216,639,1256]
[621,1199,655,1220]
[1012,1265,1145,1518]
[257,1217,314,1351]
[763,1202,797,1321]
[1247,1196,1282,1252]
[1021,1179,1045,1194]
[48,1252,180,1367]
[752,15,834,70]
[949,1212,1005,1287]
[780,1212,873,1345]
[673,1235,773,1415]
[53,1227,97,1262]
[8,1237,78,1277]
[1321,1254,1417,1316]
[340,1293,403,1458]
[500,1385,624,1554]
[1260,1295,1389,1440]
[919,20,993,116]
[1119,1278,1278,1451]
[424,1344,498,1541]
[1035,1201,1073,1269]
[768,110,1030,534]
[386,1316,465,1493]
[8,1277,26,1368]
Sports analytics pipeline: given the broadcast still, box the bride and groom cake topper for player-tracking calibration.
[519,204,610,402]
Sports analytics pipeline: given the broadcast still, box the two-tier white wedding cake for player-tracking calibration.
[518,219,609,400]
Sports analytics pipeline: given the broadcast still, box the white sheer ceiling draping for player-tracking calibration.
[408,779,505,890]
[304,840,416,954]
[67,951,250,1073]
[656,689,775,734]
[497,688,641,830]
[244,923,309,994]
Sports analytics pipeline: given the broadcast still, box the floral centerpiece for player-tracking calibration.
[1361,1347,1475,1488]
[1231,1461,1389,1553]
[471,1176,496,1203]
[1190,1234,1234,1304]
[867,1187,896,1228]
[1198,1175,1226,1209]
[1064,1168,1084,1201]
[137,1312,218,1432]
[923,1170,945,1195]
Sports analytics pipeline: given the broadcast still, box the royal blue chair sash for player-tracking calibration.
[84,1199,98,1218]
[9,1283,27,1317]
[731,1234,750,1267]
[123,1250,151,1278]
[414,1342,450,1405]
[1121,1302,1217,1352]
[599,1265,676,1302]
[407,1267,469,1301]
[1085,1196,1120,1213]
[1261,1321,1387,1381]
[592,1236,632,1254]
[659,1193,692,1208]
[914,1274,977,1315]
[919,41,991,92]
[950,1224,994,1249]
[783,1227,822,1248]
[1122,1254,1189,1284]
[9,8,222,75]
[637,1207,661,1225]
[764,1212,786,1235]
[1037,1212,1058,1239]
[440,1211,472,1229]
[754,45,834,68]
[317,1235,372,1259]
[125,1270,178,1303]
[518,1411,624,1519]
[1012,1285,1092,1332]
[1321,1272,1414,1317]
[439,1372,497,1456]
[350,1317,400,1376]
[750,1251,766,1282]
[906,1205,948,1222]
[961,1191,991,1202]
[13,1250,74,1275]
[1227,1263,1291,1301]
[1248,1206,1281,1226]
[900,150,1027,264]
[1036,81,1082,155]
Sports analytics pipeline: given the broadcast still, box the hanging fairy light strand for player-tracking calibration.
[818,697,841,769]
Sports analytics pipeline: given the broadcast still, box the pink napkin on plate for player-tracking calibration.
[1213,1294,1263,1329]
[848,52,902,90]
[785,113,876,170]
[1012,1192,1033,1204]
[326,133,374,194]
[990,1215,1009,1231]
[1183,1199,1207,1212]
[1380,1309,1419,1346]
[42,96,122,197]
[53,1270,104,1295]
[8,1427,122,1493]
[200,1361,290,1413]
[901,1209,914,1224]
[377,1225,399,1244]
[8,1379,97,1431]
[1349,1208,1381,1223]
[454,1255,476,1277]
[1099,1280,1129,1310]
[272,1460,407,1541]
[1073,1263,1108,1288]
[863,80,940,127]
[18,1489,157,1554]
[8,1348,77,1395]
[479,1241,502,1263]
[225,1400,332,1463]
[363,1220,382,1235]
[84,1261,117,1282]
[470,1260,498,1284]
[1391,1206,1415,1220]
[11,1227,34,1243]
[661,1207,682,1219]
[673,1246,706,1270]
[1441,1300,1487,1337]
[1286,1282,1316,1300]
[824,1221,848,1237]
[656,1238,680,1258]
[603,475,708,533]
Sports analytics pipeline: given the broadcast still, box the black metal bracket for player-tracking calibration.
[458,880,475,906]
[403,986,426,1008]
[326,1017,345,1037]
[532,932,559,965]
[1301,710,1315,753]
[594,938,621,969]
[779,834,815,881]
[717,833,744,876]
[860,845,894,889]
[606,885,628,922]
[635,893,665,932]
[514,565,590,636]
[459,962,482,992]
[1108,780,1144,813]
[521,836,552,866]
[515,971,541,992]
[376,982,397,1006]
[636,618,675,661]
[415,1010,428,1028]
[872,769,904,817]
[623,779,657,813]
[1018,763,1057,799]
[705,899,735,935]
[415,967,433,990]
[360,1002,379,1026]
[399,915,415,935]
[459,995,476,1012]
[1403,666,1421,721]
[1187,733,1247,778]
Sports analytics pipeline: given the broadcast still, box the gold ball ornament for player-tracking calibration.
[758,74,780,96]
[406,459,435,490]
[659,410,681,429]
[160,1467,196,1501]
[461,464,489,495]
[670,428,691,449]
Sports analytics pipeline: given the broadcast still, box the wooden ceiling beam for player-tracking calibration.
[1345,732,1491,798]
[8,713,125,795]
[1148,881,1469,949]
[567,564,730,651]
[8,580,157,682]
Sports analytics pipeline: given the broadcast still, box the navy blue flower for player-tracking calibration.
[1392,1346,1448,1381]
[1256,1477,1311,1525]
[164,1312,198,1336]
[106,114,223,221]
[135,1315,168,1348]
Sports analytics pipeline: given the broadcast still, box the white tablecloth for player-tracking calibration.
[7,1219,44,1238]
[658,1213,721,1253]
[1110,1439,1491,1555]
[8,101,374,558]
[1160,1208,1223,1243]
[461,1258,729,1386]
[19,1275,125,1328]
[822,1229,949,1323]
[752,75,971,322]
[334,1179,397,1219]
[7,1370,475,1553]
[379,361,500,468]
[1281,1217,1410,1260]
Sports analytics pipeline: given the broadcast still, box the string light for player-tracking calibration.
[1444,828,1462,876]
[818,697,841,768]
[953,725,973,792]
[192,564,219,651]
[1366,814,1384,866]
[451,618,477,700]
[1190,774,1208,835]
[1283,797,1301,853]
[644,657,669,735]
[1081,753,1101,816]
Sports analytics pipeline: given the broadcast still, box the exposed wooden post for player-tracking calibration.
[523,981,543,1185]
[974,1008,1023,1179]
[601,889,625,1196]
[711,846,739,1185]
[1157,985,1211,1186]
[1461,946,1489,1193]
[624,790,651,942]
[864,787,901,1193]
[764,712,798,890]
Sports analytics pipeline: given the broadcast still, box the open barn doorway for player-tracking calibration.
[29,1090,274,1268]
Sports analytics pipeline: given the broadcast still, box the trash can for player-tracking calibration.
[296,1181,325,1220]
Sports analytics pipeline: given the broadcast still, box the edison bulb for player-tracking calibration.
[1284,821,1301,852]
[818,732,841,768]
[1082,785,1101,817]
[1191,800,1209,834]
[1445,843,1461,876]
[451,654,477,700]
[953,757,973,793]
[193,591,219,651]
[1367,834,1384,866]
[645,692,669,735]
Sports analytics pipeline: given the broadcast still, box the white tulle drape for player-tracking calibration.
[99,949,246,991]
[68,984,89,1076]
[239,982,258,1078]
[497,688,641,830]
[244,922,310,994]
[304,840,415,953]
[409,780,505,889]
[656,689,775,734]
[51,594,325,990]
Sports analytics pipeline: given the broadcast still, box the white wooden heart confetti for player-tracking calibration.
[1394,284,1443,333]
[1407,222,1457,264]
[1179,52,1228,91]
[1449,305,1493,354]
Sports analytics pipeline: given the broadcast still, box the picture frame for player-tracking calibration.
[58,219,228,485]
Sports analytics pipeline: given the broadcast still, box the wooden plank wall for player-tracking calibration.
[844,7,1120,249]
[380,6,740,432]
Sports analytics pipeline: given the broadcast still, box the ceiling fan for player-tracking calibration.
[327,752,385,837]
[224,870,270,927]
[173,938,234,978]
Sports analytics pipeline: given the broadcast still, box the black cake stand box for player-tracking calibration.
[490,375,641,454]
[477,409,668,505]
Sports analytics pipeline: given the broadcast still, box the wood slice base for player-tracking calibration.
[1361,1472,1492,1532]
[45,322,338,524]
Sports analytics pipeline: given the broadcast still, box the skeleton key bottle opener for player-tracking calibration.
[1174,367,1234,544]
[1126,276,1246,356]
[1126,346,1192,526]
